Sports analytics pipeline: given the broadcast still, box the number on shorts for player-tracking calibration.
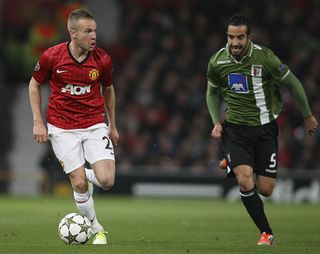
[268,153,276,168]
[102,136,112,150]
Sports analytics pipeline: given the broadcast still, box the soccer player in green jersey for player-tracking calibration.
[206,14,318,245]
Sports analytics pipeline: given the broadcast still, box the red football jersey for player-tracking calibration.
[33,42,113,129]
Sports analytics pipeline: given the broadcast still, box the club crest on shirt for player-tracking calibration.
[251,65,262,77]
[89,68,99,81]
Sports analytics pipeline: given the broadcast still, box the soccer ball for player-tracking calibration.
[58,213,92,244]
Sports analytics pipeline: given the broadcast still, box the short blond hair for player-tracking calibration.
[67,9,94,30]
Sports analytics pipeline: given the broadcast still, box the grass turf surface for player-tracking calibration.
[0,195,319,254]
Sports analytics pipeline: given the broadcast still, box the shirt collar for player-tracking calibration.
[226,41,253,63]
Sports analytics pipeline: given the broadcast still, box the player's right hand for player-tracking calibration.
[211,122,223,139]
[33,121,49,143]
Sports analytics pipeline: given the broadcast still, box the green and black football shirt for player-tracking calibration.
[207,42,290,126]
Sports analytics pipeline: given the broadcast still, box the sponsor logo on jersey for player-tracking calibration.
[56,69,68,74]
[61,84,91,95]
[34,62,40,71]
[227,73,249,93]
[89,68,99,81]
[251,65,262,77]
[217,60,231,64]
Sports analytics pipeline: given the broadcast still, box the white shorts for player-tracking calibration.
[48,123,115,174]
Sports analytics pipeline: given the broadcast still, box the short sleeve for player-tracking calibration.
[32,49,52,84]
[100,54,113,87]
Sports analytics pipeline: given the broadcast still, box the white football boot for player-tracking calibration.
[91,220,107,244]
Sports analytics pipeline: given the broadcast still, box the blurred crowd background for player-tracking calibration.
[0,0,320,193]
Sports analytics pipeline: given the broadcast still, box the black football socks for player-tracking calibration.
[240,188,273,234]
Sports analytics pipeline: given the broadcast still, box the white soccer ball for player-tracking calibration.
[58,213,92,244]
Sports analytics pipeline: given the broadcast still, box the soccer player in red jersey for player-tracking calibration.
[29,9,119,245]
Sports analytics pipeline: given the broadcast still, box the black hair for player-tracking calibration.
[227,13,251,34]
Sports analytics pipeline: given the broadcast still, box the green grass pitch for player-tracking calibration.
[0,195,319,254]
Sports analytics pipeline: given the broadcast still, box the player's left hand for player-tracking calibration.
[304,115,318,135]
[108,126,119,146]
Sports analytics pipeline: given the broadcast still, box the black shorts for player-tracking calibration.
[222,121,279,178]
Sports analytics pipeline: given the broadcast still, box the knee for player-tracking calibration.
[256,180,276,197]
[239,183,255,192]
[257,187,274,197]
[236,174,255,192]
[92,160,115,190]
[72,180,88,193]
[99,177,114,190]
